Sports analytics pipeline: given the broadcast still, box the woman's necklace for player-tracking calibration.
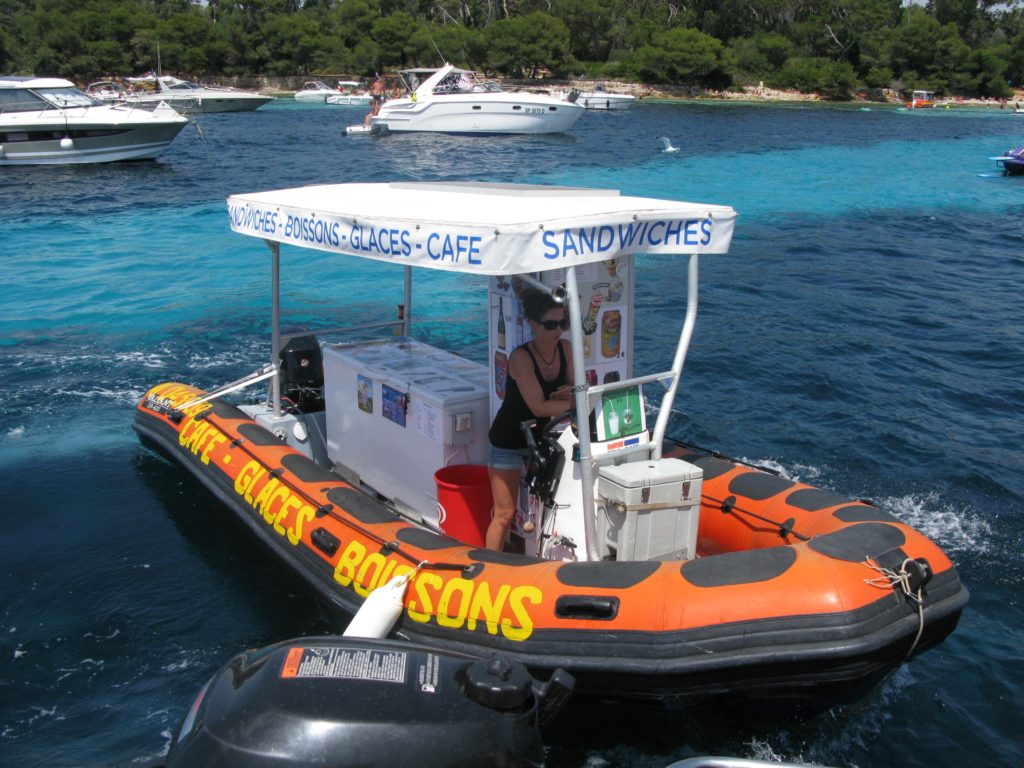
[531,341,557,368]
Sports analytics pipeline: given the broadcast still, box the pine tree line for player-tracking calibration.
[2,0,1022,98]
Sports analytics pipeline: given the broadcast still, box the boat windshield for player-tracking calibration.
[0,86,97,112]
[164,80,202,91]
[433,70,492,95]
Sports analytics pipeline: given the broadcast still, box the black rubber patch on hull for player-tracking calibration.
[469,549,544,566]
[281,453,338,484]
[556,561,659,589]
[681,546,797,587]
[211,401,252,421]
[395,527,461,550]
[326,487,398,525]
[810,523,906,562]
[238,422,285,446]
[833,505,900,524]
[729,472,795,500]
[786,488,850,511]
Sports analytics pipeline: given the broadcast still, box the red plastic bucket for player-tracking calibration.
[435,464,493,547]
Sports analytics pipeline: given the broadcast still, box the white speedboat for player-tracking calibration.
[577,84,636,110]
[294,81,337,103]
[84,80,131,103]
[368,64,583,134]
[326,80,371,107]
[0,76,188,165]
[123,75,273,113]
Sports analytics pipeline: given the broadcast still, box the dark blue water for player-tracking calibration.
[1,101,1022,767]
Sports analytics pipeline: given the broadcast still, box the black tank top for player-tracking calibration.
[488,342,568,449]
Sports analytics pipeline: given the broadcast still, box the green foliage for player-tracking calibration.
[483,12,572,77]
[0,0,1018,98]
[635,27,731,88]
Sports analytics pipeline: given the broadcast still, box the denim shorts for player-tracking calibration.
[487,444,529,471]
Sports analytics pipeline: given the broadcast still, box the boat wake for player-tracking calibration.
[882,491,992,555]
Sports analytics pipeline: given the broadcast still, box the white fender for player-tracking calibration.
[342,571,412,638]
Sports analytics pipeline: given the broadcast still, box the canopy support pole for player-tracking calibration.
[565,267,600,561]
[519,273,567,303]
[403,266,412,336]
[652,254,699,459]
[265,239,282,418]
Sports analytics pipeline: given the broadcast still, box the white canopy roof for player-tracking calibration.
[0,76,75,89]
[226,182,737,275]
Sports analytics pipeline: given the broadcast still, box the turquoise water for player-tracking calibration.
[1,101,1022,766]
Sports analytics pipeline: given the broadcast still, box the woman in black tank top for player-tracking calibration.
[486,289,575,551]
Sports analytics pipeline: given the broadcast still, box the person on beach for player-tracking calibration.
[364,75,386,128]
[486,288,574,551]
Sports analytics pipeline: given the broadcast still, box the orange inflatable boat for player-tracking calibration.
[135,182,967,711]
[135,383,967,709]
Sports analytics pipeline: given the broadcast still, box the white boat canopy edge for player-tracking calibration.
[226,181,737,275]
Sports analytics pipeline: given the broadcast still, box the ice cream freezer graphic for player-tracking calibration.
[488,257,636,420]
[324,337,491,526]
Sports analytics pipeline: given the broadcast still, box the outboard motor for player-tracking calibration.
[165,636,574,768]
[279,334,324,412]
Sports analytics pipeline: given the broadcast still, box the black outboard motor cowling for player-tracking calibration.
[279,334,324,412]
[166,636,573,768]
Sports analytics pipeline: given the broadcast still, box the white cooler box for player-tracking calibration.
[597,458,703,561]
[323,338,490,526]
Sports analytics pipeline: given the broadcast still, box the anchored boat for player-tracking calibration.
[135,182,967,712]
[361,65,584,134]
[0,76,188,165]
[992,146,1024,175]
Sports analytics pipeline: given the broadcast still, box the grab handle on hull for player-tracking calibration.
[554,595,619,621]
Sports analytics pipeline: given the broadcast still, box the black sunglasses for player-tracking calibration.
[539,318,570,331]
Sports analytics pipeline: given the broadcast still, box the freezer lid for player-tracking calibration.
[324,338,488,405]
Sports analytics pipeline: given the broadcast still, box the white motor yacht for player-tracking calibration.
[0,76,188,165]
[84,80,131,103]
[123,75,274,113]
[368,64,583,134]
[294,81,337,103]
[577,84,636,110]
[326,81,371,107]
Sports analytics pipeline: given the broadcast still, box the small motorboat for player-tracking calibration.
[293,80,337,103]
[136,182,968,714]
[906,89,935,109]
[121,74,273,114]
[992,146,1024,174]
[84,80,131,103]
[365,64,583,134]
[326,80,372,107]
[577,84,636,110]
[0,76,188,165]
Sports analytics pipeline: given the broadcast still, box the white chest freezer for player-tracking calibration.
[323,337,490,525]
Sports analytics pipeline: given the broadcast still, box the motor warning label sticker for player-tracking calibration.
[280,646,407,684]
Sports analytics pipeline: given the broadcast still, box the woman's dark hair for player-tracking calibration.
[520,287,562,323]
